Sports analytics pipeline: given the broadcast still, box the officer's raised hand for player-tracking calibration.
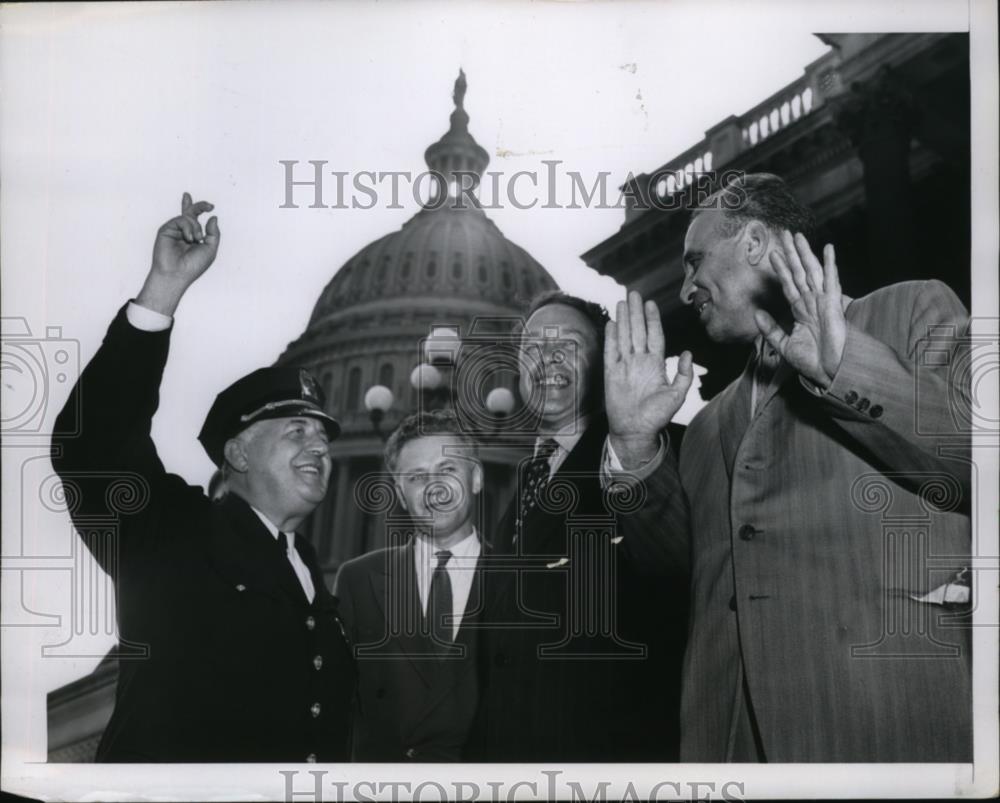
[137,192,220,316]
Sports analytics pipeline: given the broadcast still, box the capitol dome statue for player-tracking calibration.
[278,71,558,579]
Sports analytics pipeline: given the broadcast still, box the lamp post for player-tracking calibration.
[423,326,461,365]
[410,360,451,411]
[363,384,395,441]
[485,387,515,418]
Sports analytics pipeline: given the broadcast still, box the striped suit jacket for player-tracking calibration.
[631,279,972,762]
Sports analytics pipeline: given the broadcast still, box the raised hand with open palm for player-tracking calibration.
[754,231,847,389]
[605,291,693,468]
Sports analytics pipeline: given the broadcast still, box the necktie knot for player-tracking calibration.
[435,549,453,570]
[535,437,559,462]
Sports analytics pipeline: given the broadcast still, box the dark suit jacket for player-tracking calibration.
[50,305,355,762]
[334,541,482,761]
[468,415,690,762]
[622,280,972,762]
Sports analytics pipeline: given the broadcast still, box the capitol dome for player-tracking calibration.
[277,71,558,574]
[304,203,554,329]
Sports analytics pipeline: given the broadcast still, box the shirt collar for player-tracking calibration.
[753,335,780,365]
[250,505,283,540]
[413,526,480,562]
[536,414,590,458]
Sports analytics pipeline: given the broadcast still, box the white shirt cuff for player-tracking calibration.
[126,301,172,332]
[602,434,667,485]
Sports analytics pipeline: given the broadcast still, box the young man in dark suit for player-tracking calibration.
[468,292,691,762]
[334,410,484,761]
[51,193,354,762]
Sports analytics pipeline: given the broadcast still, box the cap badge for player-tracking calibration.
[299,369,320,404]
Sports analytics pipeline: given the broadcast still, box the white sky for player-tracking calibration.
[2,0,993,786]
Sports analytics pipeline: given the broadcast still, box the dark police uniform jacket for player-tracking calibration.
[334,541,482,762]
[467,416,690,762]
[50,305,354,762]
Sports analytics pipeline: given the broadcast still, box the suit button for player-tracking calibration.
[869,404,883,419]
[310,702,321,718]
[306,753,317,763]
[405,747,417,759]
[857,397,870,412]
[738,524,756,541]
[494,652,508,667]
[845,390,858,405]
[313,655,323,671]
[305,616,316,630]
[729,595,737,612]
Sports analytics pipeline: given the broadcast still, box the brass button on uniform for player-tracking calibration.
[235,583,246,592]
[313,655,323,671]
[405,747,417,759]
[305,616,316,630]
[306,753,317,763]
[738,524,756,541]
[310,702,321,718]
[869,404,883,419]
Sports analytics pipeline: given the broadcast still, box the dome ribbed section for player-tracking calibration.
[303,204,556,331]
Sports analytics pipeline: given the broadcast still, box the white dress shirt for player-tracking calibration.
[126,301,173,331]
[412,528,481,641]
[250,507,316,604]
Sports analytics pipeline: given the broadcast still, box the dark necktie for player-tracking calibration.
[428,549,453,646]
[514,438,560,542]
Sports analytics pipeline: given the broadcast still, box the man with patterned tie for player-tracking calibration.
[605,173,971,761]
[468,291,691,761]
[334,410,485,761]
[51,193,354,762]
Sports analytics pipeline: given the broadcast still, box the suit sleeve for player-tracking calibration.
[50,303,205,568]
[611,443,691,581]
[812,280,971,502]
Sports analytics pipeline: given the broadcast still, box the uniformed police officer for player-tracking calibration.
[51,193,355,762]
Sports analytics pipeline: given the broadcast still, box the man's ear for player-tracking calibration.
[223,438,250,474]
[743,220,771,267]
[471,462,483,496]
[393,479,409,512]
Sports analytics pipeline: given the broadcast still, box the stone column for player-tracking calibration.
[835,66,920,285]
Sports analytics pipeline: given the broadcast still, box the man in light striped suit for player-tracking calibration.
[604,173,972,762]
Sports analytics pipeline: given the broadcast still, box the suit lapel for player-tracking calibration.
[718,353,798,478]
[519,416,606,550]
[209,495,310,608]
[406,550,483,735]
[368,542,435,686]
[752,358,796,420]
[718,360,754,480]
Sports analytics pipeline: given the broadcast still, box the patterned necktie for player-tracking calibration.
[514,438,560,542]
[428,549,454,646]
